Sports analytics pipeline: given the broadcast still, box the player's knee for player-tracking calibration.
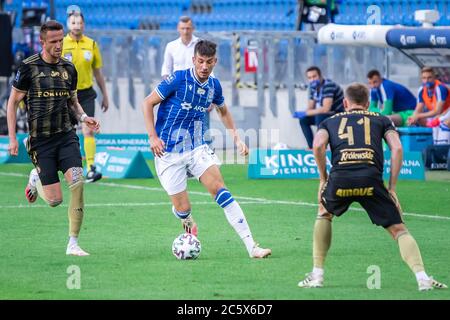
[48,198,63,207]
[172,206,191,219]
[387,223,408,240]
[317,212,333,221]
[214,188,235,208]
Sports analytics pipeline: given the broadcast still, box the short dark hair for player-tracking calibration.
[345,83,369,106]
[40,20,64,39]
[179,16,193,24]
[367,69,381,79]
[306,66,321,77]
[194,40,217,57]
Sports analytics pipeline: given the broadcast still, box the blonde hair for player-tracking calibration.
[421,67,435,76]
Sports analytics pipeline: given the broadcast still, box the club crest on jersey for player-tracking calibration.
[197,88,205,95]
[83,50,92,61]
[165,74,175,84]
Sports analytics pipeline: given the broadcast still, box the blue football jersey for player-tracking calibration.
[370,78,416,112]
[155,68,225,153]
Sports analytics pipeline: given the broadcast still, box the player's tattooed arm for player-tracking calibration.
[6,88,27,155]
[69,94,100,131]
[68,93,85,120]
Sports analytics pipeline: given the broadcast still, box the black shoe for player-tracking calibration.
[85,165,102,183]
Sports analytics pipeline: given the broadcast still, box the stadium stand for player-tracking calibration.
[3,0,449,30]
[4,0,299,30]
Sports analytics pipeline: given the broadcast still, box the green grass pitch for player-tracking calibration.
[0,163,449,300]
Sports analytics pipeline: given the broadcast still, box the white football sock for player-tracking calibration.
[415,271,430,281]
[29,168,39,188]
[312,267,324,277]
[223,201,255,255]
[68,236,78,247]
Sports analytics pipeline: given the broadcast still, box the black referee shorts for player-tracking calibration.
[77,87,97,117]
[321,174,403,228]
[26,130,82,185]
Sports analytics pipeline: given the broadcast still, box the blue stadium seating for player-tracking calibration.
[3,0,447,30]
[331,0,448,26]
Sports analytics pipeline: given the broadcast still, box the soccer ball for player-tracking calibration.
[172,233,201,260]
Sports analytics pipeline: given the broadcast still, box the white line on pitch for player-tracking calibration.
[1,199,449,221]
[95,182,450,221]
[0,201,271,210]
[0,172,28,177]
[97,181,320,206]
[1,172,449,221]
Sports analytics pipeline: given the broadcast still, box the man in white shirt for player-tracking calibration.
[161,16,198,79]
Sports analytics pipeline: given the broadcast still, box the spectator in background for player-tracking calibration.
[298,0,338,31]
[367,69,416,127]
[427,107,450,144]
[161,16,199,79]
[293,66,344,149]
[408,67,450,127]
[62,5,109,183]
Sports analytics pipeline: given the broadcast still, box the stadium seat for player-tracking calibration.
[4,0,300,30]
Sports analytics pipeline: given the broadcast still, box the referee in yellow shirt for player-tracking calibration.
[62,5,109,182]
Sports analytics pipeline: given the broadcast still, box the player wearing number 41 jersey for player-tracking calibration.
[142,40,271,259]
[297,83,447,291]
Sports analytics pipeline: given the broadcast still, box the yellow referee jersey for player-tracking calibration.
[62,34,103,90]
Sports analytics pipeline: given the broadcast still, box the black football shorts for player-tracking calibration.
[321,174,403,228]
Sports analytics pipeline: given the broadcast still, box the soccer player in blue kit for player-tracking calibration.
[367,69,416,127]
[142,40,271,259]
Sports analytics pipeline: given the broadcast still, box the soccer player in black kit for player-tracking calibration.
[7,20,100,256]
[297,83,447,291]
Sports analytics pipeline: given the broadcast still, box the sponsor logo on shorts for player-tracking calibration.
[336,187,374,197]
